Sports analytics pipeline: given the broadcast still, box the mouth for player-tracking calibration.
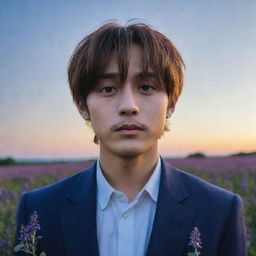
[115,123,144,135]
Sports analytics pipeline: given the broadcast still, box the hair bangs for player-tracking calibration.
[68,22,184,112]
[93,25,160,85]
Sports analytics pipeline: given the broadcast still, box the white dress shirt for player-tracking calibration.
[96,157,161,256]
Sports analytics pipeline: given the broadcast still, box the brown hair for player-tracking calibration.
[68,22,185,142]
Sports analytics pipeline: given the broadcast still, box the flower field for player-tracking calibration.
[0,156,255,255]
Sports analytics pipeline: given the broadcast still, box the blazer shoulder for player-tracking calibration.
[21,162,96,206]
[181,168,233,195]
[164,162,245,235]
[164,160,240,207]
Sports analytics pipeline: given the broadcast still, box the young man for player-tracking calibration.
[15,23,246,256]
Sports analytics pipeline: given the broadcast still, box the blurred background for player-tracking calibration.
[1,0,255,161]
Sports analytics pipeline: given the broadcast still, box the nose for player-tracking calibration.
[118,85,139,116]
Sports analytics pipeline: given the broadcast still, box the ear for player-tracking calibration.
[74,101,90,120]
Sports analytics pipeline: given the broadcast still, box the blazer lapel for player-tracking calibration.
[146,159,195,256]
[61,162,99,256]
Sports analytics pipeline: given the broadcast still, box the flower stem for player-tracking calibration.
[32,230,36,256]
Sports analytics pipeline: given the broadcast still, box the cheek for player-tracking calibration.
[87,96,103,118]
[149,98,168,121]
[86,98,103,128]
[86,98,114,136]
[89,106,107,130]
[155,107,167,130]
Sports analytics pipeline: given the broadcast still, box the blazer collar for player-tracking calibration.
[61,162,99,256]
[145,157,195,256]
[161,158,189,202]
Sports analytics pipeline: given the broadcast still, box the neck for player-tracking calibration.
[99,145,159,202]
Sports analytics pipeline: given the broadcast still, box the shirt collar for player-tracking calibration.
[142,157,161,202]
[96,156,161,210]
[96,159,115,210]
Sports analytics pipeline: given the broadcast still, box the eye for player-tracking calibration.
[100,86,117,94]
[139,85,155,92]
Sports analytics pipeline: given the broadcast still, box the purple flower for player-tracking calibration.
[15,211,45,256]
[19,211,41,244]
[188,227,202,250]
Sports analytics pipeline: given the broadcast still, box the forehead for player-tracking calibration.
[104,44,152,73]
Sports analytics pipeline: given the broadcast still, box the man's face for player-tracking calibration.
[85,44,169,157]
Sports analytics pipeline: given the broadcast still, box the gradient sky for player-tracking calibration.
[0,0,256,159]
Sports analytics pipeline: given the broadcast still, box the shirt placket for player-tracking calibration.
[114,194,135,256]
[117,208,134,256]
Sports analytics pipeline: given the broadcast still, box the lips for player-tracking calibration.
[115,124,144,131]
[115,123,144,135]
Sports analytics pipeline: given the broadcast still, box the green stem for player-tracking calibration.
[32,230,37,256]
[24,247,33,255]
[24,241,33,254]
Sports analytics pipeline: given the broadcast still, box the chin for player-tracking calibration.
[99,137,158,158]
[116,149,144,158]
[111,141,156,158]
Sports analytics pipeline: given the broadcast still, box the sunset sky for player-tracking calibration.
[1,0,255,159]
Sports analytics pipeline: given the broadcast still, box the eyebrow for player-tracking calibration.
[98,72,158,80]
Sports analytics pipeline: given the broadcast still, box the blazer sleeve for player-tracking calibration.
[14,193,29,256]
[218,194,247,256]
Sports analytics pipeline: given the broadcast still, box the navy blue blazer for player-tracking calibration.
[15,159,247,256]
